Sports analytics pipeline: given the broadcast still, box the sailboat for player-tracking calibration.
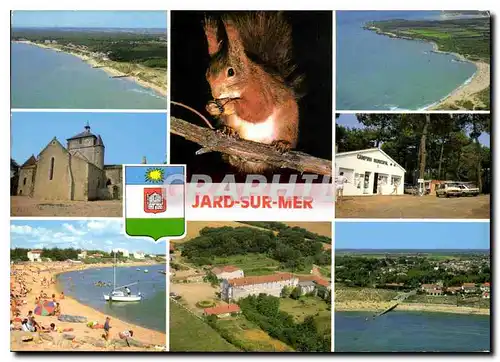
[103,252,142,302]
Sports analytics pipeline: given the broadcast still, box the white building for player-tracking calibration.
[133,251,146,259]
[221,273,299,301]
[335,148,406,196]
[27,250,42,262]
[77,250,87,260]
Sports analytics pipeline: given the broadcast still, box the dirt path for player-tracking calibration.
[11,197,122,217]
[336,194,490,219]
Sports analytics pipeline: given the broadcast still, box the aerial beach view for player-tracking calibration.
[11,11,167,109]
[10,219,167,351]
[335,222,490,352]
[10,112,167,217]
[337,11,490,111]
[170,221,332,352]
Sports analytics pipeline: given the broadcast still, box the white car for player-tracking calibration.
[436,183,462,197]
[458,184,480,196]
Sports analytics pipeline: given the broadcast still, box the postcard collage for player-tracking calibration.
[9,10,491,353]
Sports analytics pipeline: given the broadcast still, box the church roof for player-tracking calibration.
[21,155,37,167]
[67,123,99,141]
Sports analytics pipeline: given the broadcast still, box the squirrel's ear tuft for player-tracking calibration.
[204,17,221,56]
[222,18,244,56]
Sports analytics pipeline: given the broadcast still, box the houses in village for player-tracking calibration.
[420,282,491,298]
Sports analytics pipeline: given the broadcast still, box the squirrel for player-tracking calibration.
[203,11,304,174]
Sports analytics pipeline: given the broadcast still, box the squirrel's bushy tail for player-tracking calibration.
[222,11,304,97]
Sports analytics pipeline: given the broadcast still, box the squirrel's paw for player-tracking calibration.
[271,140,292,154]
[206,101,223,116]
[216,125,240,139]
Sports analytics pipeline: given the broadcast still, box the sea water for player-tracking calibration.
[11,42,166,109]
[335,311,490,352]
[57,264,166,332]
[336,11,478,110]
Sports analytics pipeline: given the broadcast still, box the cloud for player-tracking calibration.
[10,220,165,255]
[63,223,87,236]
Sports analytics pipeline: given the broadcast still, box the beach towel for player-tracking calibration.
[57,314,87,323]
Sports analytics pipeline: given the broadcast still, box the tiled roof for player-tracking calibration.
[297,275,330,287]
[462,283,476,288]
[483,282,490,287]
[30,250,42,253]
[204,304,240,315]
[22,155,37,167]
[228,273,294,287]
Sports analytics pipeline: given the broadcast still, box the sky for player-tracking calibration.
[11,112,167,165]
[10,219,165,254]
[337,114,491,147]
[335,221,490,250]
[11,10,167,29]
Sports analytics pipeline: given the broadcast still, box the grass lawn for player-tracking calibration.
[279,297,331,336]
[169,302,240,352]
[212,253,280,276]
[405,28,451,39]
[335,286,400,303]
[215,316,293,352]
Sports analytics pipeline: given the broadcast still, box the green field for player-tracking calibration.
[367,17,490,62]
[335,286,399,303]
[279,296,331,335]
[212,253,280,276]
[169,302,240,352]
[214,316,294,352]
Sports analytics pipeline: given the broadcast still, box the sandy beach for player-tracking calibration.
[428,60,490,110]
[14,41,167,97]
[335,300,490,316]
[10,261,167,352]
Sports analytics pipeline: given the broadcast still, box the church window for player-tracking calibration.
[23,177,26,185]
[106,179,112,186]
[79,139,82,144]
[49,157,55,180]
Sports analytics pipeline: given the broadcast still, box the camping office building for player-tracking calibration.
[335,148,406,196]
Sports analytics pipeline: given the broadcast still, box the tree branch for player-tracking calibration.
[170,117,332,176]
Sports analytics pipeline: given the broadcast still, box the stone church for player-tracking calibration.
[16,123,128,201]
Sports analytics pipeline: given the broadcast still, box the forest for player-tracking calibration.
[336,113,491,192]
[12,28,167,68]
[181,226,331,272]
[335,255,490,288]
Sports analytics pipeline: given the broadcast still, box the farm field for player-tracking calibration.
[215,316,293,352]
[169,301,240,352]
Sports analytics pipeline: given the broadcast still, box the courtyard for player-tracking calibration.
[336,194,490,219]
[10,196,122,217]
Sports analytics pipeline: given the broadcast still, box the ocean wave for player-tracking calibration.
[128,87,163,99]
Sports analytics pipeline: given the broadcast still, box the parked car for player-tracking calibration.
[436,183,462,197]
[458,184,480,196]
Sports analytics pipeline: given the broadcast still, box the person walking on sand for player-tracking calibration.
[335,172,348,203]
[103,317,111,341]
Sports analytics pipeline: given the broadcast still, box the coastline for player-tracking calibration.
[364,26,490,110]
[335,300,490,316]
[11,261,167,351]
[14,40,167,98]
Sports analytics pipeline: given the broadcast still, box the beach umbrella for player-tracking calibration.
[33,301,56,316]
